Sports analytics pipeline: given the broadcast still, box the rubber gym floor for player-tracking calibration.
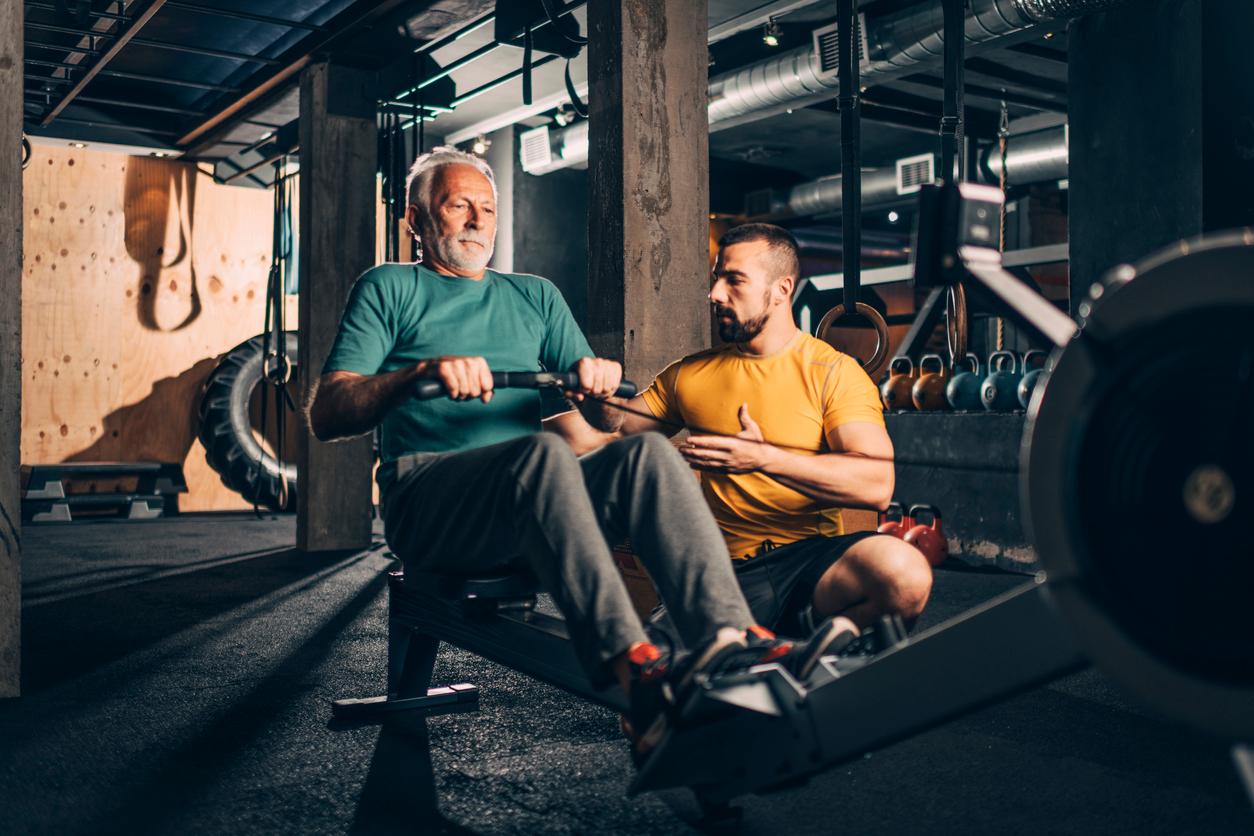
[1,513,1249,836]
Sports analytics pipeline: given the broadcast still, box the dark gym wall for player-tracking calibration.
[1069,0,1254,309]
[484,125,515,274]
[1,0,21,698]
[511,145,590,329]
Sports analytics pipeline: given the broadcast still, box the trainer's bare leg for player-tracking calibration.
[811,535,932,628]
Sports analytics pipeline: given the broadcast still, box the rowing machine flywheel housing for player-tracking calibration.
[1023,231,1254,740]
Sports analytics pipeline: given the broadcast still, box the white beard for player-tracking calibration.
[427,232,494,273]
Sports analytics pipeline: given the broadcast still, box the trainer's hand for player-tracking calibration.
[567,357,623,402]
[419,356,493,403]
[681,404,773,473]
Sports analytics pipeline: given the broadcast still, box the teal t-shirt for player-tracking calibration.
[322,263,594,494]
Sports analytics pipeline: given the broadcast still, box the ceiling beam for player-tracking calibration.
[24,0,130,22]
[1007,42,1067,64]
[903,74,1065,113]
[177,0,414,154]
[163,1,325,32]
[964,57,1067,98]
[38,0,168,127]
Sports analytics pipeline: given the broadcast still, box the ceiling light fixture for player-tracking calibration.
[762,18,782,48]
[888,210,900,223]
[471,134,491,155]
[150,151,171,158]
[68,141,87,148]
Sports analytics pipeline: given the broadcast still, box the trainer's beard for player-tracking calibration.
[426,230,495,273]
[714,299,770,343]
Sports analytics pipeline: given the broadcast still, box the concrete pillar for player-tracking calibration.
[1068,0,1254,311]
[0,0,21,698]
[297,62,376,552]
[587,0,711,383]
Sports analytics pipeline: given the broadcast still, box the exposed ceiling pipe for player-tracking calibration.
[754,125,1067,219]
[790,228,911,260]
[980,124,1067,184]
[786,167,906,217]
[524,0,1120,175]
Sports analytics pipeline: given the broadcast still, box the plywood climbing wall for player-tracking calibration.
[21,144,299,511]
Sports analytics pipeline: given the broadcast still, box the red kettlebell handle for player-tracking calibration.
[906,503,942,530]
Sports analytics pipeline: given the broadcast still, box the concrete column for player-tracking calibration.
[587,0,711,383]
[297,62,376,552]
[0,0,21,698]
[1069,0,1254,311]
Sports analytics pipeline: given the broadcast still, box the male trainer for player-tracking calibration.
[307,150,837,755]
[600,223,932,637]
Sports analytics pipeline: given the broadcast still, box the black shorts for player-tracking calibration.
[733,532,877,637]
[649,532,877,643]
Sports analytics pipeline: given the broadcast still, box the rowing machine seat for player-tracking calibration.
[396,568,542,602]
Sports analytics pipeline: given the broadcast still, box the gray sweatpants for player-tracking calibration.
[381,432,756,686]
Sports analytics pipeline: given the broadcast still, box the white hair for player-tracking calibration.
[405,145,498,220]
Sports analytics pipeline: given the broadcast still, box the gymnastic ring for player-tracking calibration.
[21,136,31,170]
[816,302,890,374]
[262,351,294,386]
[946,282,968,366]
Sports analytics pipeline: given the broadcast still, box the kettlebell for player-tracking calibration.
[980,350,1022,412]
[877,501,912,539]
[911,354,951,411]
[904,504,949,568]
[1017,350,1049,409]
[879,356,917,411]
[946,353,983,411]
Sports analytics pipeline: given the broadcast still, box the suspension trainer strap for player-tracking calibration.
[996,98,1009,351]
[837,0,861,317]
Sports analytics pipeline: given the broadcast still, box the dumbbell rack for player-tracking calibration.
[21,462,188,523]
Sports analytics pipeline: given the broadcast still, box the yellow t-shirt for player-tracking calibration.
[641,331,884,560]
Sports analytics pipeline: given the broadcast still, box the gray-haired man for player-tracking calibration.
[308,147,829,756]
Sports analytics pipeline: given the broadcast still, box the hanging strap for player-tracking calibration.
[837,0,861,316]
[540,0,588,46]
[522,26,534,106]
[255,159,294,516]
[996,98,1009,351]
[565,60,588,118]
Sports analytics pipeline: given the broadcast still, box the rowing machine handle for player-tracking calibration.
[413,371,638,401]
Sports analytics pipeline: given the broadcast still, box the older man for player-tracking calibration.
[308,149,833,755]
[557,223,933,639]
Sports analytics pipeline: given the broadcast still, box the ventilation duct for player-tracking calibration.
[786,165,918,217]
[980,125,1068,185]
[811,16,870,81]
[707,0,1118,129]
[756,126,1068,219]
[519,121,589,174]
[525,0,1121,174]
[896,153,935,194]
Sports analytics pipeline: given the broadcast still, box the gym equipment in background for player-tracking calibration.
[197,332,298,511]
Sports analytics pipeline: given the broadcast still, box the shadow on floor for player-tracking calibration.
[349,715,483,836]
[91,568,389,834]
[21,546,368,694]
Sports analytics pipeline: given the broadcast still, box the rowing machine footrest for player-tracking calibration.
[331,683,480,720]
